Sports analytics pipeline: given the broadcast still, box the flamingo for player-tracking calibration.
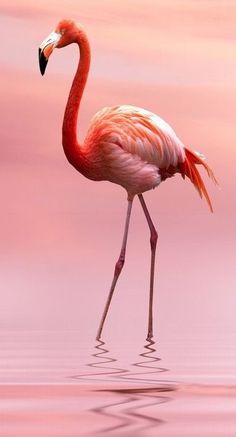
[39,19,217,341]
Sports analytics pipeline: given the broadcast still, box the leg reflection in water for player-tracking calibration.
[70,339,176,435]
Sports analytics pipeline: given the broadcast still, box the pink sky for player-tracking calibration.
[0,0,235,342]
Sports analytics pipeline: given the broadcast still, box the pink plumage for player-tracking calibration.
[84,104,216,207]
[39,19,217,340]
[85,105,183,194]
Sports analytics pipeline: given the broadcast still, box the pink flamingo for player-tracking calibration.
[39,19,216,340]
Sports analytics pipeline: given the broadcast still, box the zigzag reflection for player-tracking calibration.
[93,339,175,434]
[71,339,176,434]
[70,340,128,383]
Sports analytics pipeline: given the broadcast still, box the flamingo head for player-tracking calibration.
[39,19,78,75]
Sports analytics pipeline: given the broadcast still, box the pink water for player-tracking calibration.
[2,329,236,436]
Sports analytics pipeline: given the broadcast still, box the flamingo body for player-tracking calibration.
[39,19,217,340]
[83,105,185,197]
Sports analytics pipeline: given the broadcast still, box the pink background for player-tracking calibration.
[0,0,235,342]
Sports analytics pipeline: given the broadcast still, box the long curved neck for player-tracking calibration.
[62,29,90,167]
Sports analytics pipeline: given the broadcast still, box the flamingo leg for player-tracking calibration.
[138,194,158,340]
[96,198,133,340]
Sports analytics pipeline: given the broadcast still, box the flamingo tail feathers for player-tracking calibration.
[180,148,217,212]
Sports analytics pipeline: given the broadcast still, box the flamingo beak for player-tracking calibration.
[39,31,61,75]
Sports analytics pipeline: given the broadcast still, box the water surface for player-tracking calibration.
[1,330,236,436]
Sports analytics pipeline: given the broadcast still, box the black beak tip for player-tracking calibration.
[38,48,48,76]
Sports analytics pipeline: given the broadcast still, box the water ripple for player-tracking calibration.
[71,338,176,434]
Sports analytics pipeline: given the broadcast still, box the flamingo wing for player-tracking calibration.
[85,105,216,208]
[87,105,185,170]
